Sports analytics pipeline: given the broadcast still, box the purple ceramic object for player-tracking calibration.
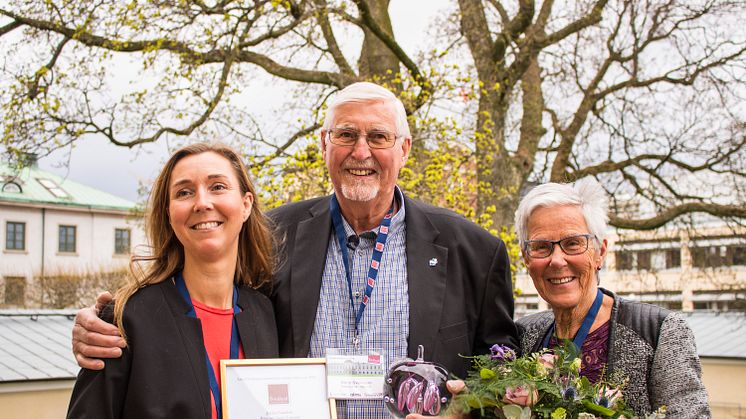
[383,345,451,419]
[397,376,417,412]
[423,381,441,415]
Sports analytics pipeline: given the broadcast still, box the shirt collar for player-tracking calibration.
[339,186,406,240]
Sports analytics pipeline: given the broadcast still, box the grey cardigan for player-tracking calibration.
[516,288,710,418]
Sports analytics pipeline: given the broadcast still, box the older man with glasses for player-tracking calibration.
[70,82,519,418]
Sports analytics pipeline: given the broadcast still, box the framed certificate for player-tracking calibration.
[220,358,337,419]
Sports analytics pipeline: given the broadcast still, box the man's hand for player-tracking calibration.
[72,292,126,370]
[405,380,467,419]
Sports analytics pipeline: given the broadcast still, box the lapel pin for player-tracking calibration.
[428,258,438,267]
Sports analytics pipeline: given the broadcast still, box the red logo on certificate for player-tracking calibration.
[268,383,289,405]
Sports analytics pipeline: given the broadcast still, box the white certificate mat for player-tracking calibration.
[221,358,337,419]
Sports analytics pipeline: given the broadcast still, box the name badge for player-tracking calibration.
[326,348,386,400]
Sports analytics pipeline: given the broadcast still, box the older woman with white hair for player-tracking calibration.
[514,179,710,417]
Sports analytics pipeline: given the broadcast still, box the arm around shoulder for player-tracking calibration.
[650,312,710,418]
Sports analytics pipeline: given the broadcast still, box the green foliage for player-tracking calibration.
[249,140,330,210]
[449,341,665,419]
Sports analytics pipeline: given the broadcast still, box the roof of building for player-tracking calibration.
[681,311,746,359]
[0,310,80,382]
[0,162,136,212]
[0,309,743,384]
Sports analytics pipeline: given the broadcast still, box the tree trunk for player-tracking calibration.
[356,0,401,92]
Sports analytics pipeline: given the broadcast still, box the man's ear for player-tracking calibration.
[400,137,412,164]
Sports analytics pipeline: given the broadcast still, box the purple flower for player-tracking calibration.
[490,344,516,361]
[562,386,577,401]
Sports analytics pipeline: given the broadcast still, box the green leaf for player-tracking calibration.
[502,405,524,419]
[581,400,616,417]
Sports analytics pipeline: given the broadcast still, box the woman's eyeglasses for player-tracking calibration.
[524,234,595,258]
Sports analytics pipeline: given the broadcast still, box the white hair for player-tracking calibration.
[514,178,609,248]
[322,82,411,138]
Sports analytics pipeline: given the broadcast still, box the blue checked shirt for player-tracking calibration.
[309,188,409,419]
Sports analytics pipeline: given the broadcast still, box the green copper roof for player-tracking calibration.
[0,163,137,212]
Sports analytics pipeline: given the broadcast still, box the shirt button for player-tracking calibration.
[353,291,361,298]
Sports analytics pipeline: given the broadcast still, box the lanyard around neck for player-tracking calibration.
[174,272,240,419]
[542,288,605,351]
[330,194,394,336]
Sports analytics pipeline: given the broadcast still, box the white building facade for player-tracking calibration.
[1,162,146,308]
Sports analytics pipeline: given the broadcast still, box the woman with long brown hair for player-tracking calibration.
[67,143,278,419]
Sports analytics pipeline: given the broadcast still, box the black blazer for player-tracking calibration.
[269,194,519,378]
[67,280,279,419]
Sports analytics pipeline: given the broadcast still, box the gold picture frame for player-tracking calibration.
[220,357,337,419]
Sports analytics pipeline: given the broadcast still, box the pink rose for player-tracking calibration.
[538,353,557,370]
[503,385,539,407]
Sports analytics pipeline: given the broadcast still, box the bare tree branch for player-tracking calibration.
[0,19,21,36]
[610,203,746,230]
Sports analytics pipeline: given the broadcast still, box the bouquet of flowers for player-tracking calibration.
[449,342,666,419]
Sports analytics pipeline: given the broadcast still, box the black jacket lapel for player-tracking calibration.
[159,280,212,419]
[404,197,449,360]
[235,287,279,359]
[290,197,332,356]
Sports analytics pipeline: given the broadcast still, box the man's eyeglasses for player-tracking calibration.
[524,234,595,258]
[327,128,401,149]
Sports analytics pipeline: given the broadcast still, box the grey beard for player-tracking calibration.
[340,182,379,202]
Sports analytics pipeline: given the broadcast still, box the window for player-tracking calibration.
[665,249,681,268]
[615,251,634,270]
[692,246,725,268]
[2,182,21,193]
[693,301,710,311]
[5,222,25,250]
[4,277,25,306]
[37,178,69,198]
[115,228,131,254]
[59,225,76,253]
[636,250,652,271]
[727,245,746,266]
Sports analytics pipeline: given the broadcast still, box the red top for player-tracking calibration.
[193,298,245,419]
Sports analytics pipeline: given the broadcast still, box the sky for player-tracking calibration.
[37,1,451,203]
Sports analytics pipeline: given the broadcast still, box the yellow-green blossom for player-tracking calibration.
[551,407,567,419]
[571,357,582,373]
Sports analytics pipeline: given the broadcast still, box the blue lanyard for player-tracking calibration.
[330,194,393,339]
[542,288,604,350]
[174,272,240,419]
